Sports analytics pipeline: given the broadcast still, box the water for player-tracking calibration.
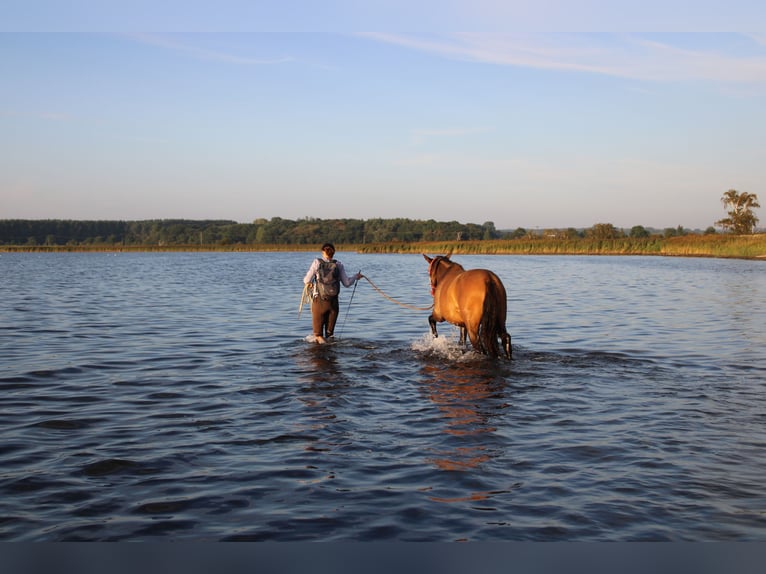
[2,252,766,541]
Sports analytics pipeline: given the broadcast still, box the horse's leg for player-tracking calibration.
[459,327,467,346]
[501,330,512,359]
[466,324,483,354]
[428,314,439,338]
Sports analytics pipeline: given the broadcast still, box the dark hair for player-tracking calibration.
[321,243,335,253]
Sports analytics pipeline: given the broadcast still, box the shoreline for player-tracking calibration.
[2,234,766,260]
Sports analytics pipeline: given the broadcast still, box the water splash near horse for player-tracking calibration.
[423,253,512,359]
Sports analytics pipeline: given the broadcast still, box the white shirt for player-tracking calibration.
[303,256,357,288]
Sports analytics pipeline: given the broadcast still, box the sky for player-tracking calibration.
[2,3,766,230]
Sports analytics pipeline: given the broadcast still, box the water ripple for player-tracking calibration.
[1,253,765,541]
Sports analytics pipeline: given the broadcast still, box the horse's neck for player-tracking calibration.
[437,262,463,283]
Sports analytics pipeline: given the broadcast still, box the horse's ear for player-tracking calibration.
[444,249,453,259]
[423,254,433,263]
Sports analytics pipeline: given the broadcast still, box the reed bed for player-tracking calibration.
[3,235,765,259]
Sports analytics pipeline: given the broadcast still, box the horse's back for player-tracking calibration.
[454,269,507,321]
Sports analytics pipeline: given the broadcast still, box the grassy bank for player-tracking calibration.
[358,237,666,256]
[2,234,766,259]
[356,234,766,259]
[660,234,766,258]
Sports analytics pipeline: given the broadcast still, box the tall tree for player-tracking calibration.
[587,223,622,240]
[716,189,760,234]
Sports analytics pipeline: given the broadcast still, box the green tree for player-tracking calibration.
[481,221,497,240]
[587,223,621,240]
[716,189,760,234]
[629,225,650,238]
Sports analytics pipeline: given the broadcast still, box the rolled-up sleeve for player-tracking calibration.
[337,261,357,288]
[303,259,319,284]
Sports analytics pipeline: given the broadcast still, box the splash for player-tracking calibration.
[304,335,332,345]
[411,333,476,361]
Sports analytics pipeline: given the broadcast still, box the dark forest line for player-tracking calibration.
[0,217,720,248]
[0,217,501,247]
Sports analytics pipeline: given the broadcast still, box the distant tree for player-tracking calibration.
[704,226,717,235]
[587,223,621,240]
[524,229,540,240]
[482,221,497,240]
[716,189,760,234]
[629,225,650,238]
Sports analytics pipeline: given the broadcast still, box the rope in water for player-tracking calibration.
[359,274,433,311]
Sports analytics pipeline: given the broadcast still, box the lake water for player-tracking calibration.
[2,251,766,541]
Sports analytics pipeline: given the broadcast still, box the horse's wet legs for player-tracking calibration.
[501,331,512,359]
[428,314,438,338]
[466,329,482,354]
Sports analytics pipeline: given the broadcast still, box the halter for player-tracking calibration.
[428,256,444,296]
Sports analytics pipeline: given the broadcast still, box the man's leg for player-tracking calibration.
[312,298,331,343]
[324,297,340,338]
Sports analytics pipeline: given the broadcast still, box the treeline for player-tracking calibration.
[0,218,503,247]
[3,218,764,258]
[0,218,723,249]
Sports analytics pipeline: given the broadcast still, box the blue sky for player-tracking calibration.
[2,7,766,229]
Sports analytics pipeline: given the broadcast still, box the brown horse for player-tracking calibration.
[423,253,511,359]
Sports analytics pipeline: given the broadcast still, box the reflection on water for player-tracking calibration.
[292,345,353,458]
[419,359,505,472]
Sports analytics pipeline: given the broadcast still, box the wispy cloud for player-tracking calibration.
[410,126,492,145]
[127,33,294,65]
[2,110,71,121]
[361,33,766,84]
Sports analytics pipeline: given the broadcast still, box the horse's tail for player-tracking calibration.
[479,277,501,358]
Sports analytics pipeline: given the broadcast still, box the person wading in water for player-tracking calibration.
[303,243,362,344]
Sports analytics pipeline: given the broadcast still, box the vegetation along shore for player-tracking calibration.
[2,188,763,259]
[2,219,764,260]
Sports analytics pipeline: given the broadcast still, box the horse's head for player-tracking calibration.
[422,252,458,294]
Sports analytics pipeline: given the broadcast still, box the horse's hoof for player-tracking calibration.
[315,336,326,344]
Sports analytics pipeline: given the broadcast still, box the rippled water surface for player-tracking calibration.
[2,252,766,541]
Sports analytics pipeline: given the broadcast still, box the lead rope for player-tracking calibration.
[360,275,433,311]
[337,271,360,339]
[299,273,433,329]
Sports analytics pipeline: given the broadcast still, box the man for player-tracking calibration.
[303,243,362,343]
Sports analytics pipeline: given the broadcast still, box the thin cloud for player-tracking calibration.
[127,33,294,65]
[2,109,71,121]
[361,33,766,84]
[410,126,492,145]
[412,127,492,137]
